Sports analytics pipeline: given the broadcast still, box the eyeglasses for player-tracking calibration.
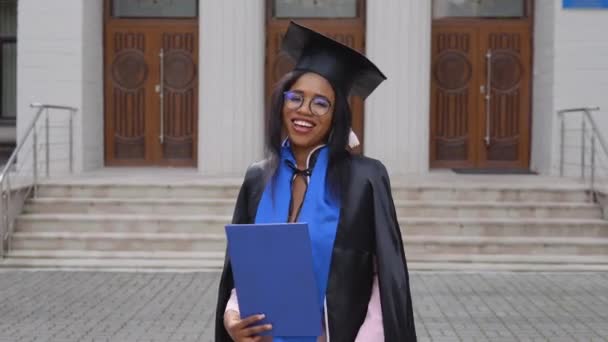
[283,90,332,116]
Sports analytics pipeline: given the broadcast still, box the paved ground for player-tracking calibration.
[0,271,607,342]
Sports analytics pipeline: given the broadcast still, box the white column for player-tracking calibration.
[17,0,103,175]
[198,0,266,176]
[530,0,556,175]
[81,0,104,171]
[365,0,432,175]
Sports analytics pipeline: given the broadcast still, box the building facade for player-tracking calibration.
[6,0,608,177]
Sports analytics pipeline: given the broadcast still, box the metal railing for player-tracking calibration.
[558,106,607,201]
[0,103,77,257]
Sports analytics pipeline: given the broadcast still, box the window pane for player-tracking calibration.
[433,0,525,19]
[1,42,17,118]
[113,0,198,18]
[274,0,358,18]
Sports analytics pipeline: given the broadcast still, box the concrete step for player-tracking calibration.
[24,198,236,216]
[15,214,231,234]
[392,186,591,202]
[3,251,608,272]
[396,201,602,219]
[404,236,608,255]
[10,232,227,252]
[1,250,225,271]
[36,183,241,200]
[24,198,602,219]
[6,250,226,260]
[15,214,608,238]
[401,218,608,238]
[407,253,608,265]
[3,258,608,271]
[406,262,608,272]
[8,250,608,265]
[35,183,591,203]
[0,258,222,271]
[10,232,608,255]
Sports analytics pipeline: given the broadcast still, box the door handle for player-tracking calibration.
[158,48,165,145]
[484,49,492,146]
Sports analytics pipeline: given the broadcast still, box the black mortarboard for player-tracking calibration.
[281,21,387,100]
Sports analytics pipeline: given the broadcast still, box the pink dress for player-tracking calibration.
[225,274,384,341]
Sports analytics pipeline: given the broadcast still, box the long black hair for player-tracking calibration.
[265,70,352,199]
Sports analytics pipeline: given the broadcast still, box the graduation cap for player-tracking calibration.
[281,21,387,100]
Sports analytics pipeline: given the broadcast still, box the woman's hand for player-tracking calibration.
[224,310,273,342]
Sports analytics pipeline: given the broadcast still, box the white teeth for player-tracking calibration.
[294,120,314,128]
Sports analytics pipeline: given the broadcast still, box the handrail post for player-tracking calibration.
[560,115,565,176]
[33,122,38,197]
[1,183,6,258]
[69,110,74,173]
[0,103,78,258]
[591,133,596,197]
[581,119,586,180]
[45,108,50,177]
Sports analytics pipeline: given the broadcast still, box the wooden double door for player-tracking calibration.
[104,2,198,167]
[430,20,532,169]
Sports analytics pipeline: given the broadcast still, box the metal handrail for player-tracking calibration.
[558,106,606,200]
[0,103,77,257]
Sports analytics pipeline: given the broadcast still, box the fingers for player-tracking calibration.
[226,313,272,341]
[236,314,266,329]
[242,323,273,337]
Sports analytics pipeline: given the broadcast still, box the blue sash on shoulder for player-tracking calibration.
[255,145,340,341]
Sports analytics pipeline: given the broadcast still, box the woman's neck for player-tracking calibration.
[291,144,323,169]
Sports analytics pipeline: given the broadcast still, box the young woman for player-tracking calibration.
[215,22,417,342]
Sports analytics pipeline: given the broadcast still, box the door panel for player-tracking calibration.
[104,8,198,166]
[159,30,198,166]
[105,29,152,163]
[430,24,479,168]
[478,24,531,168]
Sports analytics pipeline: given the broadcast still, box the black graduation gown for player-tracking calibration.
[214,155,417,342]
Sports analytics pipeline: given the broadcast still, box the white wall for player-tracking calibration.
[17,0,83,175]
[17,0,103,176]
[198,0,265,176]
[530,2,608,177]
[365,0,432,175]
[552,4,608,177]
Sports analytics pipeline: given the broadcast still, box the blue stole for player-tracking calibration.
[255,145,340,341]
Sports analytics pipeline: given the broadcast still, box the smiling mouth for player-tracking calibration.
[291,118,316,133]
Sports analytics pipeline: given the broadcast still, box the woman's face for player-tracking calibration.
[282,72,335,150]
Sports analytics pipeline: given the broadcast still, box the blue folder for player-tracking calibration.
[225,223,322,337]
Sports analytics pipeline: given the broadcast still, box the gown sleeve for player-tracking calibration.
[354,262,384,341]
[214,166,257,342]
[371,161,417,341]
[225,289,240,314]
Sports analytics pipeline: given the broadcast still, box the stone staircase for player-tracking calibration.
[2,176,608,271]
